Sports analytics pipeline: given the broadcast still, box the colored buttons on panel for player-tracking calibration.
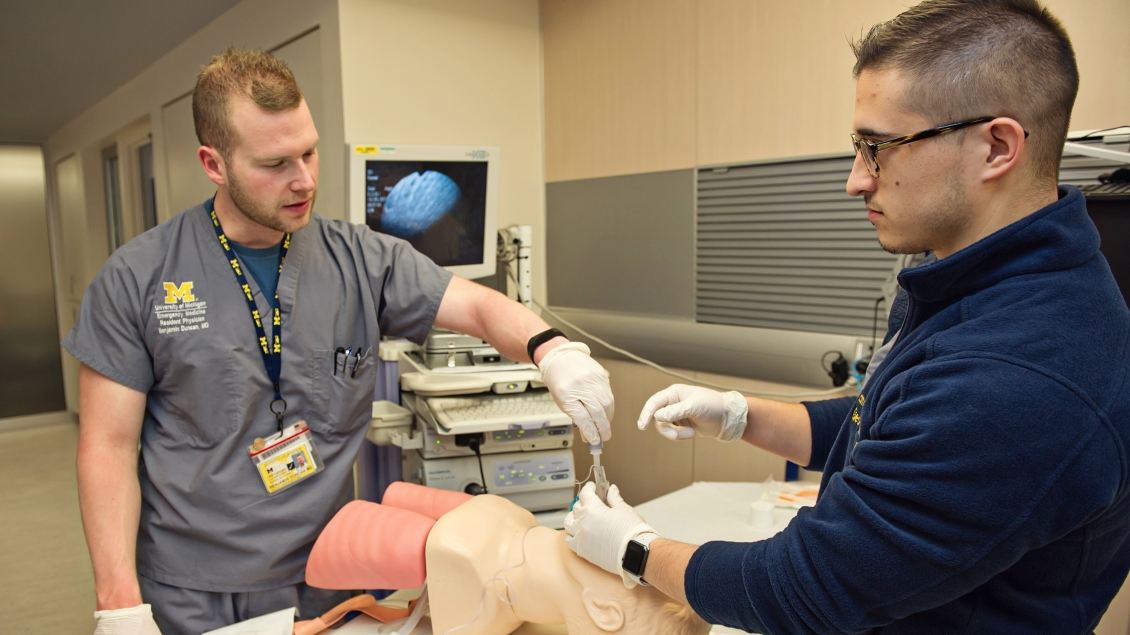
[493,456,571,488]
[492,425,570,443]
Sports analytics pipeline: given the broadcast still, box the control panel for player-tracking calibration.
[492,453,573,489]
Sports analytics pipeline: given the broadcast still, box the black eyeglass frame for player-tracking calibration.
[851,116,1028,178]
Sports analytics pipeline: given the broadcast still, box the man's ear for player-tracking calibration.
[581,588,626,632]
[198,145,227,187]
[979,117,1026,183]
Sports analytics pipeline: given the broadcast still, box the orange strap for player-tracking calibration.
[293,594,416,635]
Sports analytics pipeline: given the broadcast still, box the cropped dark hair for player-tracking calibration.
[852,0,1078,183]
[193,48,304,161]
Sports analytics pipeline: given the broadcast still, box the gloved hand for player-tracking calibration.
[637,384,748,442]
[564,482,656,588]
[537,342,614,445]
[93,604,163,635]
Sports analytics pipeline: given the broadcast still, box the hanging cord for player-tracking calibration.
[574,463,596,489]
[470,436,488,495]
[497,227,851,399]
[870,296,887,356]
[438,526,534,635]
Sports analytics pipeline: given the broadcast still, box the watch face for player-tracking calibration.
[623,539,648,576]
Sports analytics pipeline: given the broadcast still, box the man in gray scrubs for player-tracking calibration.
[67,48,614,635]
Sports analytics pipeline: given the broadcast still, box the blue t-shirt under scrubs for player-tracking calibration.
[230,239,282,301]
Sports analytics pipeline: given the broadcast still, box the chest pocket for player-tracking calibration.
[306,348,377,436]
[154,345,247,446]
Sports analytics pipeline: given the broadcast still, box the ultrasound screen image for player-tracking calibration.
[365,160,488,267]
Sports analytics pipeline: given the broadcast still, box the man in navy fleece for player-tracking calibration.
[563,1,1130,633]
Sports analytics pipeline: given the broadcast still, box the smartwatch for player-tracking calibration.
[621,532,660,586]
[527,327,566,363]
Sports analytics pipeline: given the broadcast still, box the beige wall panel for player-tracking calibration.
[1044,0,1130,133]
[692,434,785,483]
[688,370,829,483]
[698,0,1130,167]
[573,357,696,506]
[696,0,909,166]
[542,0,697,182]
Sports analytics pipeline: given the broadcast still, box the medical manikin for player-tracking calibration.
[305,482,708,635]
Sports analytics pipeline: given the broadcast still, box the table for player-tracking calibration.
[635,482,800,635]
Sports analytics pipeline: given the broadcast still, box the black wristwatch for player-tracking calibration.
[527,327,566,363]
[621,532,660,586]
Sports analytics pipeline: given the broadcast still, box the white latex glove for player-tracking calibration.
[93,604,163,635]
[564,482,655,588]
[637,384,748,442]
[537,342,614,445]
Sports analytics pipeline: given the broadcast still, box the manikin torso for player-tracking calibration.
[426,495,708,635]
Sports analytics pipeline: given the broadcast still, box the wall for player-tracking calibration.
[44,0,345,413]
[544,0,1130,180]
[337,0,548,305]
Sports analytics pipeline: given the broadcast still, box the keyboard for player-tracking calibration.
[1078,182,1130,198]
[427,391,573,434]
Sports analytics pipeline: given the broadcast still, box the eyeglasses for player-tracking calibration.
[850,116,1027,178]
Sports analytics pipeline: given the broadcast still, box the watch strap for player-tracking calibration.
[527,327,566,364]
[622,532,660,586]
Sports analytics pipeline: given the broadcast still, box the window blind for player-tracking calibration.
[695,141,1126,337]
[695,154,897,336]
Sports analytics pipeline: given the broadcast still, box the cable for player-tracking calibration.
[469,437,488,495]
[574,463,596,489]
[821,350,849,387]
[822,348,840,372]
[496,233,850,399]
[870,296,886,355]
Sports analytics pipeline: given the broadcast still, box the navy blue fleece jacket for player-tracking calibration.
[685,187,1130,634]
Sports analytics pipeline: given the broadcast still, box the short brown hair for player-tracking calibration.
[192,47,303,160]
[852,0,1078,183]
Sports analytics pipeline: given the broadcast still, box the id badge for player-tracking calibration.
[248,421,323,496]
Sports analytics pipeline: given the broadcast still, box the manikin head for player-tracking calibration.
[845,0,1078,259]
[193,47,319,242]
[426,495,708,635]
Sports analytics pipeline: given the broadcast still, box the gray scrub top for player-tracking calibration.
[63,201,452,592]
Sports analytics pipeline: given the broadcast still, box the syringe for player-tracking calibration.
[589,439,610,504]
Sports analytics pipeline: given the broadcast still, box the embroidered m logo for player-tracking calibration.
[163,282,195,304]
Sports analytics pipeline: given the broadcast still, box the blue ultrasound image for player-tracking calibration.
[365,160,487,267]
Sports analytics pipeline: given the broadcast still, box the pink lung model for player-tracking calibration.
[381,481,475,520]
[305,483,471,590]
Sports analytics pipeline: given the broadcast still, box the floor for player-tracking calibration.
[2,422,96,634]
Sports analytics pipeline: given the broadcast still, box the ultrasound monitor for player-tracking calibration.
[349,144,500,279]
